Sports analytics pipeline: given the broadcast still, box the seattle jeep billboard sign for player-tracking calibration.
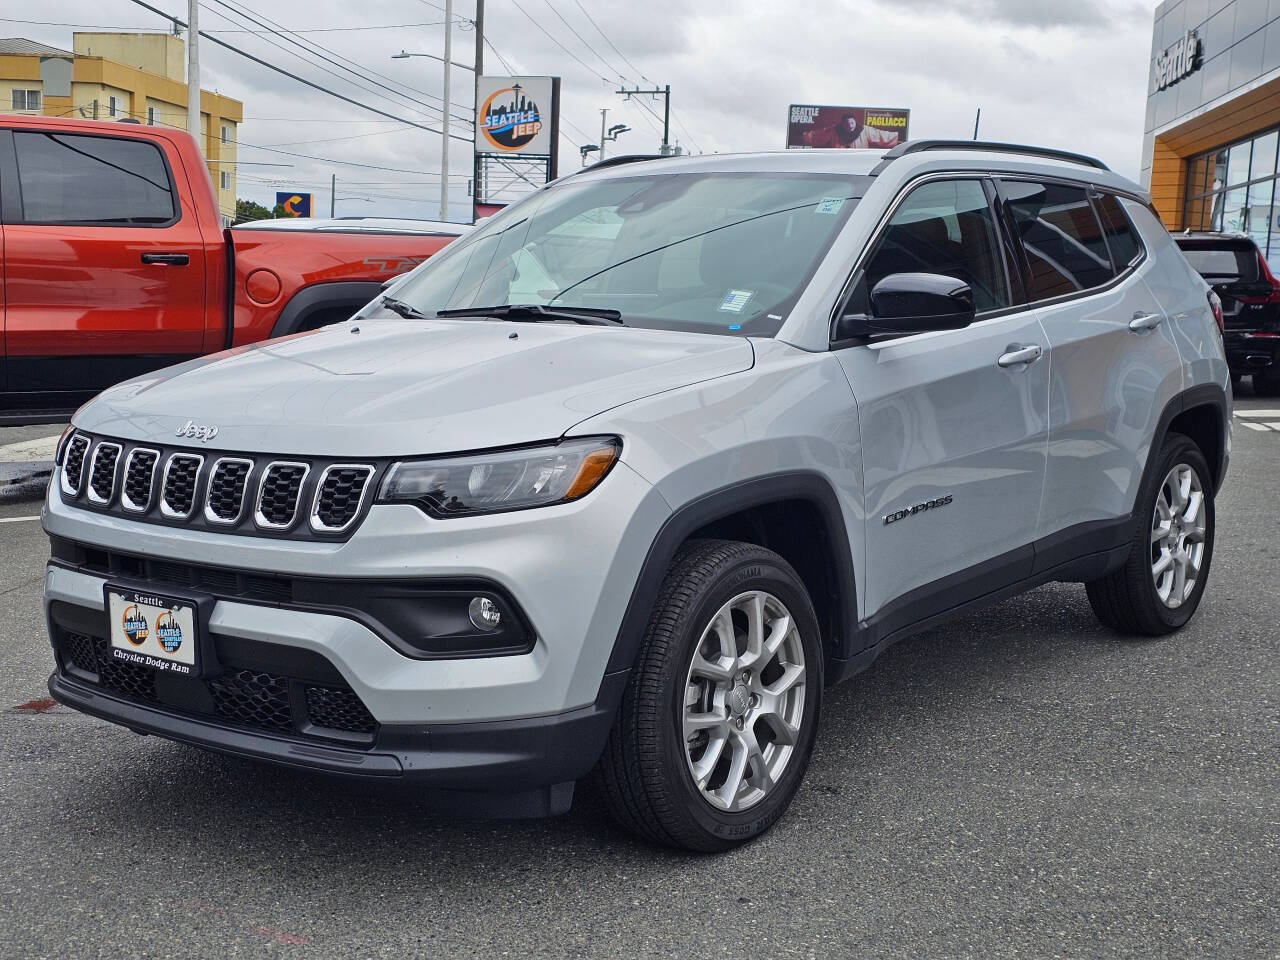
[475,76,559,157]
[786,105,910,149]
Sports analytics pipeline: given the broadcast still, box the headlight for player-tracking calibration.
[378,437,621,518]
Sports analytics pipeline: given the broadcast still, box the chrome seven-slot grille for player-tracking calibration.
[60,434,379,539]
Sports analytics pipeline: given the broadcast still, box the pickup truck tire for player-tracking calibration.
[595,539,823,852]
[1085,433,1215,635]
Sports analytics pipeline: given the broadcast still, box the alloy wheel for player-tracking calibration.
[682,590,806,812]
[1150,462,1207,609]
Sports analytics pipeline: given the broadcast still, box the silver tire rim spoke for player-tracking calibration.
[1150,462,1206,610]
[682,590,806,812]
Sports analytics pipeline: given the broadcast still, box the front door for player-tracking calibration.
[0,128,208,405]
[834,177,1050,624]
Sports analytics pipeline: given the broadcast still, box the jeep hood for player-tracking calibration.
[77,319,755,457]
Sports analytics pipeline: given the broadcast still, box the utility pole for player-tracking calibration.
[599,108,608,159]
[330,173,336,218]
[616,85,671,154]
[186,0,201,153]
[973,107,982,140]
[440,0,453,222]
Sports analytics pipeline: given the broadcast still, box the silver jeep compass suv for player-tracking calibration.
[44,141,1230,851]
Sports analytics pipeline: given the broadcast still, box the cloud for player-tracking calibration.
[13,0,1160,217]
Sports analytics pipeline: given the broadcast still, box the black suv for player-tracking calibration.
[1175,232,1280,395]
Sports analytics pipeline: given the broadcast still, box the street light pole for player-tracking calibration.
[186,0,201,152]
[440,0,452,222]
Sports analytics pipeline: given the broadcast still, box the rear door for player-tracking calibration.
[997,180,1184,554]
[0,127,207,403]
[834,176,1050,621]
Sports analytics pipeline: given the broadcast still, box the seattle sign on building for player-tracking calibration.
[1154,30,1201,91]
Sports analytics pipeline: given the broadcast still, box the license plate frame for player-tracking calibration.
[103,584,215,679]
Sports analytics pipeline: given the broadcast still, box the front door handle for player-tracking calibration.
[1129,312,1164,332]
[997,343,1043,368]
[140,252,189,266]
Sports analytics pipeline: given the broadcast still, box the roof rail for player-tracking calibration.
[578,154,669,174]
[870,139,1109,176]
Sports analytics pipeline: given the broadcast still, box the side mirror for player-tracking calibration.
[838,273,976,339]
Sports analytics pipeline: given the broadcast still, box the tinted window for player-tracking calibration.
[1003,181,1113,299]
[1096,194,1142,268]
[14,131,175,225]
[1178,245,1259,282]
[861,179,1010,312]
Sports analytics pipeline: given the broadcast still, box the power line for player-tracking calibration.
[570,0,653,84]
[125,0,471,142]
[201,0,472,126]
[0,15,447,32]
[212,0,474,118]
[508,0,609,82]
[539,0,619,80]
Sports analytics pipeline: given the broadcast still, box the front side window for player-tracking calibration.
[857,178,1010,314]
[388,171,870,337]
[1002,180,1113,299]
[13,131,175,225]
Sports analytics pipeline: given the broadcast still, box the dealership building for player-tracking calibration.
[1143,0,1280,265]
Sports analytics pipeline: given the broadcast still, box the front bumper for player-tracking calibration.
[47,668,623,816]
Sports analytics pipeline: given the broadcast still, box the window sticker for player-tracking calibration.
[719,289,753,313]
[815,196,846,215]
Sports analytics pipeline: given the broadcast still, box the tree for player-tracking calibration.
[234,198,273,224]
[272,203,290,218]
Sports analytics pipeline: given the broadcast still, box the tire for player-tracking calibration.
[1085,433,1215,635]
[595,539,824,852]
[1253,372,1280,397]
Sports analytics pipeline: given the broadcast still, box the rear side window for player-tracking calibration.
[1096,194,1143,269]
[1002,180,1113,299]
[13,131,176,225]
[1178,245,1259,282]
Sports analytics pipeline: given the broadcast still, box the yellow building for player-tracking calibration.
[0,33,243,224]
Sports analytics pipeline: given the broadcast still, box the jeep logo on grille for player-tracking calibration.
[176,420,219,443]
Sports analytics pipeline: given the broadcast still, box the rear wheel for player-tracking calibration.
[595,540,823,852]
[1085,433,1214,635]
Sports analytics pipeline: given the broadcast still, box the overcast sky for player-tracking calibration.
[6,0,1158,220]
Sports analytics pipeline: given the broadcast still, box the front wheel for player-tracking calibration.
[595,540,823,852]
[1085,433,1215,635]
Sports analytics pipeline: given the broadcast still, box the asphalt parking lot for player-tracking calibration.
[1,399,1276,959]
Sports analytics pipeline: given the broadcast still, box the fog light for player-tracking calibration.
[468,596,502,631]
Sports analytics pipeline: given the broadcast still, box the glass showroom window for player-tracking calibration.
[1185,128,1280,271]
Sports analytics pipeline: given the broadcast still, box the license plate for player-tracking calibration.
[105,587,200,677]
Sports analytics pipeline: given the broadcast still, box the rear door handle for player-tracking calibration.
[997,343,1042,368]
[1129,312,1163,332]
[140,252,189,266]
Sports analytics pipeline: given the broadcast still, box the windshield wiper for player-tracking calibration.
[381,296,428,319]
[435,304,624,325]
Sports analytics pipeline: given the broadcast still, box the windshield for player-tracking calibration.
[383,170,869,336]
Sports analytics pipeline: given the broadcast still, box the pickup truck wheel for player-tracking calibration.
[1085,433,1214,635]
[595,539,823,852]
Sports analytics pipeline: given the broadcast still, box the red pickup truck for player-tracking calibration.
[0,115,463,423]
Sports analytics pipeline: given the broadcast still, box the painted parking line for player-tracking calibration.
[0,515,41,524]
[1240,421,1276,432]
[1233,409,1280,418]
[0,435,59,464]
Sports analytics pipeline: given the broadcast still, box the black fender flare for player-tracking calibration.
[1141,382,1230,499]
[269,281,385,338]
[603,472,859,678]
